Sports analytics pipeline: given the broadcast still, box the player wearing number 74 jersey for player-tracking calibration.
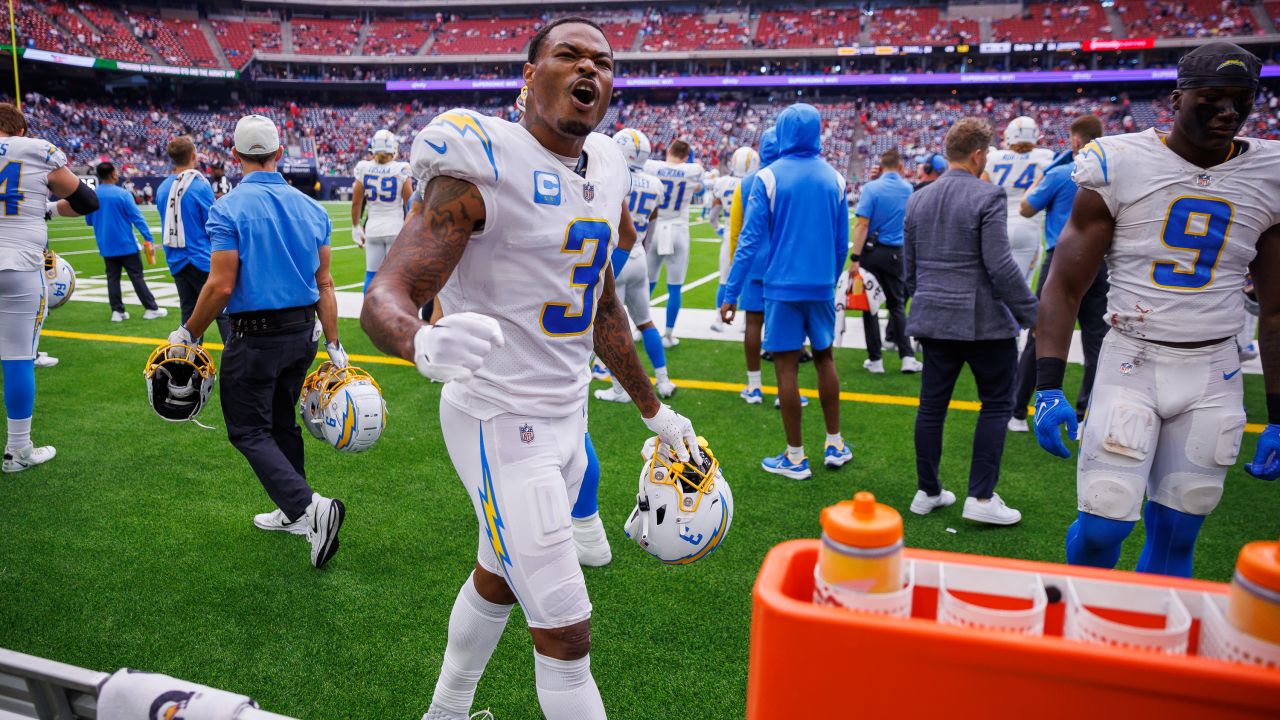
[361,17,705,720]
[1034,42,1280,578]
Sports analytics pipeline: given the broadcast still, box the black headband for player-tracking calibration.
[1176,42,1261,90]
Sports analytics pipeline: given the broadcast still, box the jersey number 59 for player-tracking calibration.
[1152,196,1232,291]
[540,219,611,336]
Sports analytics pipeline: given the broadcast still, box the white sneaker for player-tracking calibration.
[863,358,884,374]
[306,494,346,568]
[1007,417,1029,433]
[253,508,309,535]
[34,352,58,368]
[900,357,923,374]
[3,444,56,473]
[110,311,129,322]
[143,307,168,320]
[661,332,680,348]
[962,493,1021,526]
[593,385,630,403]
[572,513,611,567]
[656,380,677,398]
[909,489,956,516]
[710,317,724,332]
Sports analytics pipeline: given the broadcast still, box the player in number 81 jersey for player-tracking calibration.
[1033,42,1280,578]
[644,139,705,347]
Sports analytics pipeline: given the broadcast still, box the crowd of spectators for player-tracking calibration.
[1117,0,1262,39]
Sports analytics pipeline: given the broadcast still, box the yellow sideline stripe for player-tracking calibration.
[41,329,1267,434]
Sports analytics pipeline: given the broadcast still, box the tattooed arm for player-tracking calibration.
[593,265,661,418]
[360,176,484,361]
[1252,224,1280,402]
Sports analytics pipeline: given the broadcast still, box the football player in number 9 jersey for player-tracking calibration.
[0,103,98,473]
[361,18,705,720]
[984,116,1056,285]
[644,139,705,347]
[352,129,412,292]
[1035,42,1280,578]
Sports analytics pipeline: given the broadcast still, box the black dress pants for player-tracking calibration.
[1012,249,1110,420]
[860,243,913,361]
[103,252,158,313]
[172,264,231,342]
[219,327,317,521]
[915,337,1018,500]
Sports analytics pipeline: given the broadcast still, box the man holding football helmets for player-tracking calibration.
[166,114,348,570]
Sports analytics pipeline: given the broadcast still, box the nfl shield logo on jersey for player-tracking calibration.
[519,423,535,444]
[1196,173,1212,187]
[582,182,595,202]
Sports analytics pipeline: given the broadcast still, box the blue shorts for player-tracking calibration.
[741,278,765,313]
[763,298,836,353]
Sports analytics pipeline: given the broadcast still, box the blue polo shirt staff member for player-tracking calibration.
[167,115,348,569]
[156,135,229,343]
[849,148,919,375]
[85,162,166,323]
[1007,115,1109,433]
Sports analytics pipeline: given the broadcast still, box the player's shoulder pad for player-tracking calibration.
[352,159,369,177]
[29,138,67,169]
[1032,147,1056,164]
[410,108,502,187]
[1072,134,1121,189]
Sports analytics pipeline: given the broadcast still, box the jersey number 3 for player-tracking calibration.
[1152,197,1232,290]
[540,219,611,336]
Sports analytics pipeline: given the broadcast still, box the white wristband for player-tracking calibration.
[46,200,62,218]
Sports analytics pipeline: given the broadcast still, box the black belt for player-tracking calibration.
[229,306,315,336]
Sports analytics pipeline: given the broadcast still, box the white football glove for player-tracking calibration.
[166,326,194,359]
[352,226,366,248]
[413,312,504,383]
[642,404,703,464]
[325,340,348,369]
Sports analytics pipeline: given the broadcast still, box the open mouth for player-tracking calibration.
[570,79,599,111]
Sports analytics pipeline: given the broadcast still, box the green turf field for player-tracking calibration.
[1,202,1276,718]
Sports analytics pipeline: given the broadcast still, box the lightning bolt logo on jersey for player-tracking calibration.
[410,109,631,420]
[1072,128,1280,342]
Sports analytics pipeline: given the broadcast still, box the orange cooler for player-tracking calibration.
[1228,539,1280,645]
[817,491,902,594]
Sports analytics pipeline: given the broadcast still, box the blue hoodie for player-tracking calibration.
[734,127,780,284]
[724,103,848,303]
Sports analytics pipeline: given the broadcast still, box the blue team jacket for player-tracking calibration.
[86,183,153,258]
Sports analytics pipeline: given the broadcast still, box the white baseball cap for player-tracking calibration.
[234,114,280,155]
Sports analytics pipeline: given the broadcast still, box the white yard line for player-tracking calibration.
[651,271,720,305]
[334,281,366,291]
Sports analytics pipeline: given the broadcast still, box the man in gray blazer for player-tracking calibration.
[903,117,1038,526]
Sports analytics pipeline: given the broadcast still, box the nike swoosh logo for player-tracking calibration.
[1035,398,1059,426]
[424,139,447,154]
[1223,368,1241,380]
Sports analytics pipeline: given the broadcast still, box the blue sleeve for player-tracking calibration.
[1025,168,1063,213]
[207,203,237,253]
[85,209,94,227]
[610,247,630,277]
[853,181,875,219]
[724,177,770,304]
[835,183,850,285]
[191,181,213,229]
[129,199,152,242]
[318,209,332,248]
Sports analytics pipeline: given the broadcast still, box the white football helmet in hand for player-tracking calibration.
[413,312,504,383]
[642,404,703,464]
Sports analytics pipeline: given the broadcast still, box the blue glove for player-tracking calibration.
[1034,389,1079,459]
[1245,424,1280,481]
[610,247,630,278]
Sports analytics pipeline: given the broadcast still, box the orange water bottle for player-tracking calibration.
[818,491,903,594]
[1227,538,1280,645]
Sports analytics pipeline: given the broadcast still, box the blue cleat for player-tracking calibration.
[740,387,763,405]
[762,452,812,480]
[590,360,611,381]
[823,442,853,469]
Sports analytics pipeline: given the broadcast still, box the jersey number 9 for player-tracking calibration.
[541,219,611,336]
[1152,196,1232,291]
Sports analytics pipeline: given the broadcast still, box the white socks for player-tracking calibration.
[535,653,606,720]
[826,433,843,448]
[655,366,670,384]
[746,370,761,389]
[6,417,31,452]
[428,573,513,716]
[786,445,805,464]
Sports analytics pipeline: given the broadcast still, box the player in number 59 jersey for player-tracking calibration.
[351,129,412,293]
[0,103,98,473]
[1033,42,1280,578]
[362,19,706,720]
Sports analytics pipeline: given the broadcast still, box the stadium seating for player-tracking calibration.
[125,15,220,67]
[993,3,1111,42]
[1117,0,1261,38]
[757,9,860,49]
[364,19,434,56]
[77,4,151,61]
[213,18,282,68]
[292,17,361,56]
[637,13,753,52]
[429,17,538,55]
[867,6,977,46]
[0,1,83,55]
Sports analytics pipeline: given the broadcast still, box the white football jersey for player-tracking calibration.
[627,169,663,257]
[986,146,1056,219]
[713,175,741,229]
[0,136,68,271]
[644,159,704,222]
[354,159,412,238]
[410,109,630,419]
[1073,128,1280,342]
